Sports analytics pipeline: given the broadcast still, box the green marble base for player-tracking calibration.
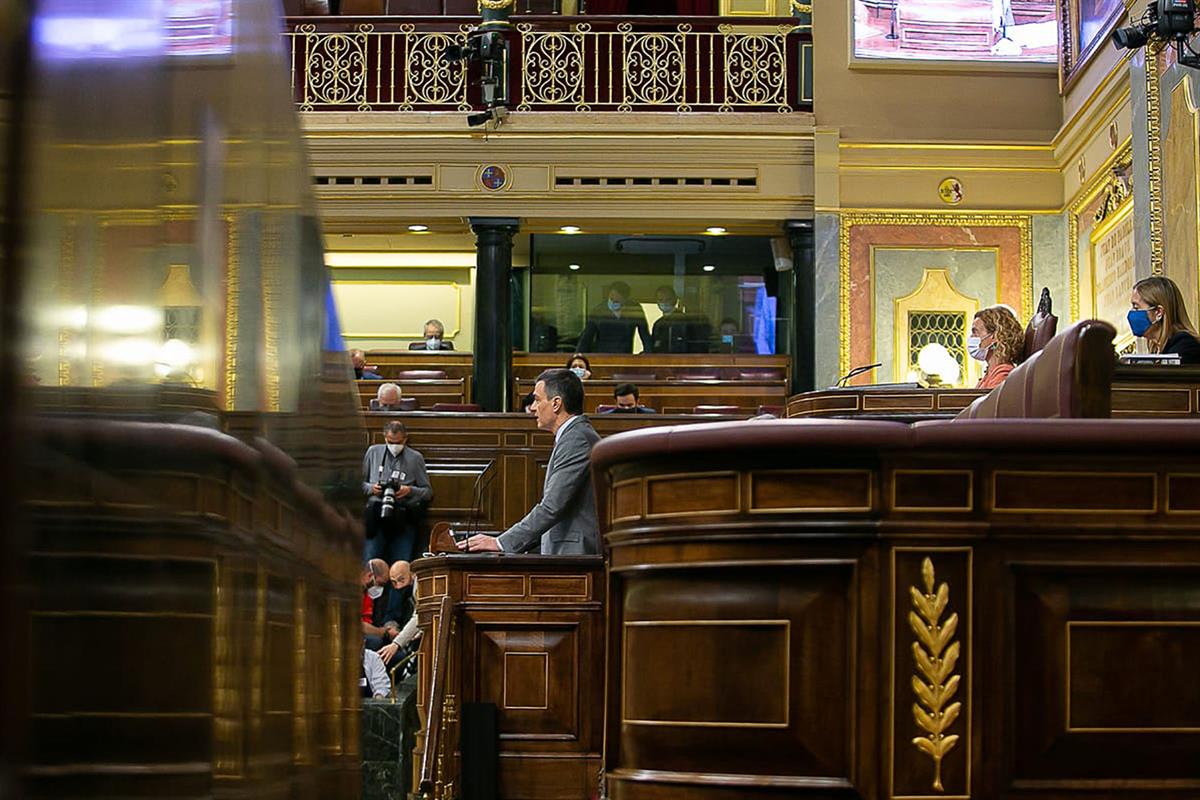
[362,676,419,800]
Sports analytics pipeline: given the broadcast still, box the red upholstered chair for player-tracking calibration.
[757,404,784,417]
[395,370,448,380]
[407,341,455,350]
[595,404,619,414]
[956,319,1116,420]
[671,372,719,381]
[692,404,741,415]
[430,403,482,412]
[1023,287,1059,361]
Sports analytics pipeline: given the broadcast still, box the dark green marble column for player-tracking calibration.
[469,217,519,411]
[786,219,815,394]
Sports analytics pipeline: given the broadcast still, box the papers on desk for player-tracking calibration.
[1120,353,1182,366]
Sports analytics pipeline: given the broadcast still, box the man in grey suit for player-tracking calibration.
[460,369,600,555]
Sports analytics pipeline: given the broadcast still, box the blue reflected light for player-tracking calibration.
[34,0,232,60]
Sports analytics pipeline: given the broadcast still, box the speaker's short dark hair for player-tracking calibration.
[613,382,639,399]
[537,368,584,414]
[383,420,407,436]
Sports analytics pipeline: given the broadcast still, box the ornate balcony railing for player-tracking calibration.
[285,16,812,113]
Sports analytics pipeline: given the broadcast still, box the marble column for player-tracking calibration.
[786,219,815,393]
[469,217,519,411]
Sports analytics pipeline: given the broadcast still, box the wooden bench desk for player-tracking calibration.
[356,378,467,410]
[517,378,786,416]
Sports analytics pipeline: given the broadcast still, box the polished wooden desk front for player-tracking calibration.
[786,367,1200,420]
[591,418,1200,799]
[516,378,786,415]
[411,555,605,800]
[361,412,738,533]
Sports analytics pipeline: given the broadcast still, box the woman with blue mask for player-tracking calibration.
[564,353,592,380]
[1128,276,1200,363]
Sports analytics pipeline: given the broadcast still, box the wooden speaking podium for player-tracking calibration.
[411,524,605,800]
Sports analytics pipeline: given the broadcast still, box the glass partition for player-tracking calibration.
[528,233,783,355]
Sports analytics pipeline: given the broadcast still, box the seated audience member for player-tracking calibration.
[362,420,432,563]
[1128,276,1200,363]
[578,282,650,353]
[715,318,755,353]
[351,349,381,380]
[600,382,657,414]
[361,559,393,650]
[378,560,421,667]
[361,648,390,699]
[416,319,454,351]
[565,353,592,380]
[460,369,600,555]
[520,391,537,414]
[369,382,404,411]
[970,304,1024,390]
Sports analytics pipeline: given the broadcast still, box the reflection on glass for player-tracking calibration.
[528,234,784,355]
[33,0,233,60]
[852,0,1057,63]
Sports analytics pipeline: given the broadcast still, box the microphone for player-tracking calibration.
[836,362,881,388]
[471,464,498,540]
[457,459,496,552]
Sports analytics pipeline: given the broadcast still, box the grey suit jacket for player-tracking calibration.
[497,416,600,555]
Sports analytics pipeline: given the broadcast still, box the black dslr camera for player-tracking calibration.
[380,469,403,519]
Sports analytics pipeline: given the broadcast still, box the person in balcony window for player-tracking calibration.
[565,353,592,380]
[970,305,1024,390]
[1128,276,1200,364]
[578,282,649,354]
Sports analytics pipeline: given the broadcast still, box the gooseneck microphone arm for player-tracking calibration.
[836,362,882,388]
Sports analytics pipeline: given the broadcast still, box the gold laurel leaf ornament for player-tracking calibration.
[909,557,961,792]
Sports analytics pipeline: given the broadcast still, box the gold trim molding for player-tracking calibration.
[1145,44,1166,275]
[838,211,1033,378]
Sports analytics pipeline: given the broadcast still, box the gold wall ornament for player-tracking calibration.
[790,0,812,11]
[909,557,961,793]
[937,177,963,205]
[1093,167,1132,224]
[1068,140,1134,322]
[479,0,514,9]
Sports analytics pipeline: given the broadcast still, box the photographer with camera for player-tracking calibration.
[362,421,432,563]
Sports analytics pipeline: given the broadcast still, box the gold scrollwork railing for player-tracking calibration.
[518,21,794,112]
[286,17,810,113]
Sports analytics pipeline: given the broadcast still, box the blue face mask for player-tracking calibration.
[1127,308,1156,337]
[570,366,587,379]
[607,299,622,312]
[658,302,675,314]
[721,334,734,345]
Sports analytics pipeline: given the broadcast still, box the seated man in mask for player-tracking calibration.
[409,319,455,351]
[369,382,405,411]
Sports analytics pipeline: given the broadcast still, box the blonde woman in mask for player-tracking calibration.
[1128,276,1200,364]
[969,305,1025,390]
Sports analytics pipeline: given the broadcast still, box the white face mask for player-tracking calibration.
[366,585,384,600]
[425,337,441,350]
[386,443,405,456]
[967,335,990,361]
[570,367,588,379]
